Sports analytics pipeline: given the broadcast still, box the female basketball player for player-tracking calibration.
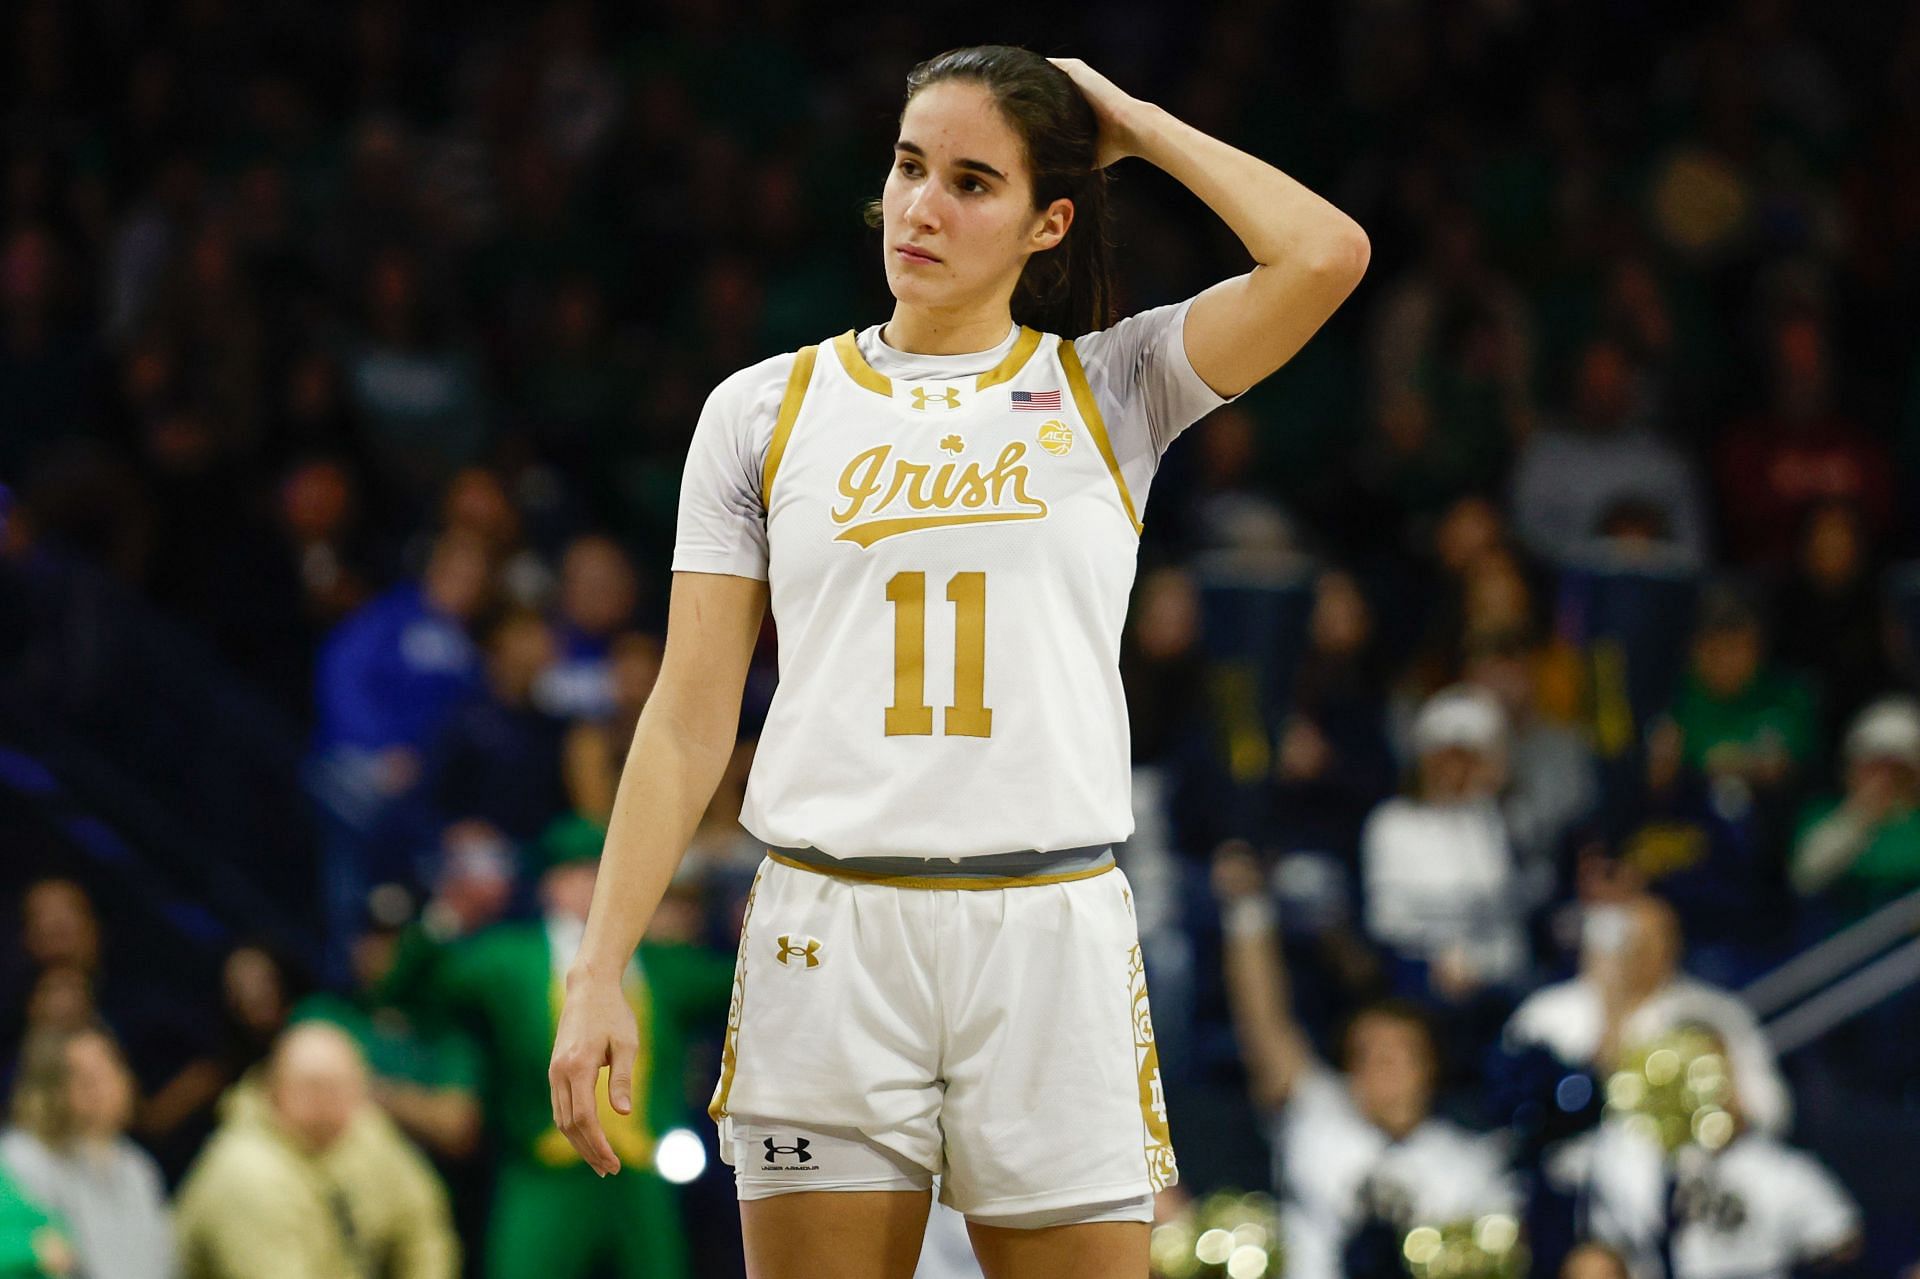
[550,46,1369,1279]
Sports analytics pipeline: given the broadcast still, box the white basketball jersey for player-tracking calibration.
[737,326,1142,860]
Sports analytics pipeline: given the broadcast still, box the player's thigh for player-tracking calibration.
[739,1188,933,1279]
[965,1218,1150,1279]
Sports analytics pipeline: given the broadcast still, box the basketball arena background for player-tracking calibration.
[4,0,1920,1276]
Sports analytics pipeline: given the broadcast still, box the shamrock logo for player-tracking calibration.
[939,434,965,454]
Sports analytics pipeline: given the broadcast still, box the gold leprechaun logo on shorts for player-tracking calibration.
[1036,419,1074,456]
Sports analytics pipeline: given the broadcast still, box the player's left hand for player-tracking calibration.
[1048,58,1144,168]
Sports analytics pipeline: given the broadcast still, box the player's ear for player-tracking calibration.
[1028,198,1074,253]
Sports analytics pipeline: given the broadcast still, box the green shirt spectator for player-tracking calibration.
[1793,696,1920,920]
[1660,585,1818,787]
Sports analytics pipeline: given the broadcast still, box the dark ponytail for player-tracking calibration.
[894,45,1115,338]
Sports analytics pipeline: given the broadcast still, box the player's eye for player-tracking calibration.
[896,158,922,177]
[959,177,987,194]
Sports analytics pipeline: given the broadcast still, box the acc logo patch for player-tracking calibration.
[1036,419,1074,456]
[775,934,823,968]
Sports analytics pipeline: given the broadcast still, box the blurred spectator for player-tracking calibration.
[173,1022,458,1279]
[1511,340,1709,568]
[1717,315,1892,565]
[137,944,298,1177]
[421,820,518,940]
[17,970,95,1045]
[1363,686,1529,996]
[1186,407,1297,559]
[1575,1030,1859,1279]
[0,1158,73,1278]
[277,458,377,643]
[1769,501,1891,741]
[1560,1241,1633,1279]
[1793,696,1920,922]
[1366,206,1533,524]
[435,468,551,611]
[1648,585,1817,813]
[563,631,662,824]
[429,610,569,842]
[2,1027,174,1279]
[289,890,482,1163]
[1503,895,1791,1134]
[381,816,732,1279]
[1464,631,1599,869]
[533,534,641,721]
[1214,846,1518,1279]
[343,248,487,526]
[314,529,493,786]
[1273,568,1395,858]
[0,225,106,485]
[0,882,172,1095]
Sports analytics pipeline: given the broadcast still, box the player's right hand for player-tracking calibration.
[548,974,639,1176]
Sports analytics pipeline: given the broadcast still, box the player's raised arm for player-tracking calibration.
[1051,57,1370,399]
[549,569,767,1175]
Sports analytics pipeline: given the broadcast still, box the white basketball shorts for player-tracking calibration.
[708,852,1178,1221]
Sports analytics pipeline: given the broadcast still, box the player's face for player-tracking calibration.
[881,80,1070,317]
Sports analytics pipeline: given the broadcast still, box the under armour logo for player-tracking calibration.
[910,387,962,411]
[763,1137,812,1163]
[775,934,823,967]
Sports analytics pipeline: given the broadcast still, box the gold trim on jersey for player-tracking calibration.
[833,331,894,396]
[830,325,1045,398]
[765,848,1116,890]
[1060,340,1145,537]
[760,345,819,509]
[976,326,1044,389]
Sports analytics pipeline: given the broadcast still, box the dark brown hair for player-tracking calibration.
[876,45,1115,338]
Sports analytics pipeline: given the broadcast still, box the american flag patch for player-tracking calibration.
[1011,389,1062,411]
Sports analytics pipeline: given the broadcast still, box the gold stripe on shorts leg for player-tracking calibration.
[708,862,767,1122]
[1128,942,1178,1191]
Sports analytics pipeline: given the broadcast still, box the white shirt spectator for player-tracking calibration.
[1510,422,1709,567]
[1272,1068,1517,1279]
[0,1127,177,1279]
[1362,797,1528,984]
[1503,976,1792,1135]
[1576,1121,1858,1279]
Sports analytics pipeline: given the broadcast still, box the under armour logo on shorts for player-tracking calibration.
[775,934,823,968]
[763,1137,812,1164]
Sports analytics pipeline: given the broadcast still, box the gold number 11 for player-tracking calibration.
[884,570,992,738]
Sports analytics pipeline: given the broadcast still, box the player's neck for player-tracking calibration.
[882,302,1015,357]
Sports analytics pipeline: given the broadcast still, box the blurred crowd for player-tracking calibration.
[5,0,1920,1276]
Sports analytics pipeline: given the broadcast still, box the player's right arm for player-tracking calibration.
[1211,842,1315,1110]
[549,568,768,1175]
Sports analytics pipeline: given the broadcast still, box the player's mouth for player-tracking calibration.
[895,244,942,266]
